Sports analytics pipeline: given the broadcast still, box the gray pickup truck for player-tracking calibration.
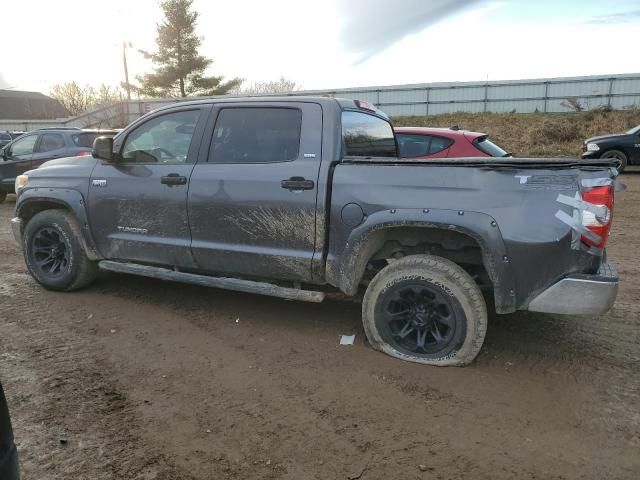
[10,97,619,366]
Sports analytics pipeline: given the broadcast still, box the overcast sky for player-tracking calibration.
[0,0,638,94]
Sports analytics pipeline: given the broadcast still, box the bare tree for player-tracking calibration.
[234,77,301,95]
[561,97,584,112]
[50,82,125,116]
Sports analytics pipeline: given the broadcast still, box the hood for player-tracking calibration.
[584,133,628,143]
[39,155,97,169]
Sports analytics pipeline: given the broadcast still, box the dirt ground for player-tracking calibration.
[1,173,639,480]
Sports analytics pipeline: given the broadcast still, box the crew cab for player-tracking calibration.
[9,97,620,366]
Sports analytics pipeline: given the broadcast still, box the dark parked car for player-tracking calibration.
[395,126,510,159]
[0,128,118,202]
[0,382,19,480]
[582,124,640,172]
[10,97,619,366]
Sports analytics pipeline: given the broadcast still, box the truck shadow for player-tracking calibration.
[91,271,621,375]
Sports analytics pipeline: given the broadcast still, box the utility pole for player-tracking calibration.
[122,41,132,101]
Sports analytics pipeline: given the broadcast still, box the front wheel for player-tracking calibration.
[601,149,628,172]
[23,209,98,291]
[362,255,487,366]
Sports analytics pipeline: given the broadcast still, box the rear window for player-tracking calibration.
[71,133,101,148]
[0,133,11,141]
[342,111,397,158]
[473,136,509,157]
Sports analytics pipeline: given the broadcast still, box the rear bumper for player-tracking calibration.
[10,217,21,245]
[527,263,618,315]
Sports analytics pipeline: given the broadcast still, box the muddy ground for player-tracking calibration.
[1,173,639,480]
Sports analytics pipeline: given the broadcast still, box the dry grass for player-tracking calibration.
[393,109,640,157]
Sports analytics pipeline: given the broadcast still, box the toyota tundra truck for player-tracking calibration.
[9,97,619,366]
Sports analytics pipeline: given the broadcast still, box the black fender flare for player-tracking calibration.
[15,188,102,260]
[327,208,517,313]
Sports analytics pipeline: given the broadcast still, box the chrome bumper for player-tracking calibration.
[528,263,618,315]
[10,217,22,246]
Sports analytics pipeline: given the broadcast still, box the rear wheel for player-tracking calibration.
[601,149,628,172]
[23,210,98,291]
[0,191,6,203]
[362,255,487,366]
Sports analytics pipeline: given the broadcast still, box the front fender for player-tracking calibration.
[326,208,517,313]
[15,188,101,260]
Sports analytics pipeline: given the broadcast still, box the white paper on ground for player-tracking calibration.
[340,335,356,345]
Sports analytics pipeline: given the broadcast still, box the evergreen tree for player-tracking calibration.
[136,0,241,98]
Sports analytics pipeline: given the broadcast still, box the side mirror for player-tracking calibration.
[92,136,115,161]
[1,148,8,160]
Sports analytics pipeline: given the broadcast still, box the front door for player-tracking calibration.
[1,133,37,192]
[88,106,209,268]
[188,103,323,282]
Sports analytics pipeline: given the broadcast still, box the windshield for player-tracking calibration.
[625,124,640,135]
[473,136,510,157]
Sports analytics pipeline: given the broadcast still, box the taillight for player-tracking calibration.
[75,150,91,157]
[581,185,614,249]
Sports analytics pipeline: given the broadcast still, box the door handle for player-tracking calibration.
[281,176,314,191]
[161,173,187,186]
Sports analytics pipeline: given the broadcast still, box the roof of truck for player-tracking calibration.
[148,96,390,120]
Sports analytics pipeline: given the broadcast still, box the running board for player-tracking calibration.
[98,261,326,303]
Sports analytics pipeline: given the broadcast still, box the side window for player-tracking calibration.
[210,108,302,164]
[9,135,38,157]
[429,136,453,154]
[71,133,99,147]
[121,110,201,164]
[37,133,65,153]
[342,111,397,157]
[397,134,431,158]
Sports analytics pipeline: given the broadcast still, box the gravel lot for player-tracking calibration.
[1,172,639,480]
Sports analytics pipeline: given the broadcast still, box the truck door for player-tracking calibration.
[188,103,323,282]
[1,133,37,192]
[88,106,209,267]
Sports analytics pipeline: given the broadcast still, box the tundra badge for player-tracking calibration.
[92,179,107,187]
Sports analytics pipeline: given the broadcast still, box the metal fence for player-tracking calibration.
[304,73,640,116]
[2,73,639,131]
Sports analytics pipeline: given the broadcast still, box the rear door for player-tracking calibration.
[88,106,209,267]
[188,102,323,282]
[31,132,68,167]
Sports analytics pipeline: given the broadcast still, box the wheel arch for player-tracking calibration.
[327,208,517,313]
[15,188,102,260]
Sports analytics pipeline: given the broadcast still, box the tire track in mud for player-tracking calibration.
[0,275,196,480]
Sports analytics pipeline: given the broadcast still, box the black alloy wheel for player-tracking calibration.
[30,227,71,278]
[375,281,462,357]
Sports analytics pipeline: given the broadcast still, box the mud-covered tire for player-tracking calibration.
[601,149,628,172]
[362,255,487,366]
[23,209,98,291]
